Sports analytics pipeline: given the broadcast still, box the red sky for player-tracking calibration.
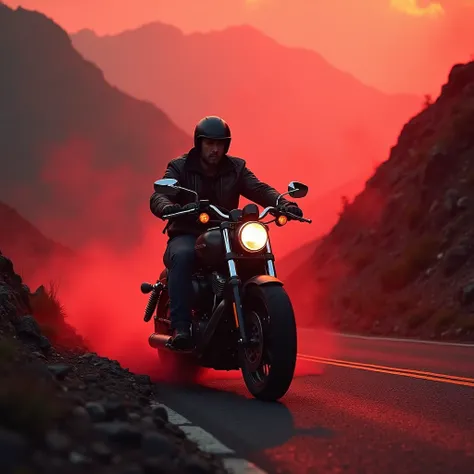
[4,0,474,95]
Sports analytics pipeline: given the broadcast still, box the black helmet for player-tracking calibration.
[194,116,232,154]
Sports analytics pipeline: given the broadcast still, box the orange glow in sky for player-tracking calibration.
[3,0,474,95]
[391,0,444,16]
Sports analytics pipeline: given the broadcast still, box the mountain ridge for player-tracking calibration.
[0,3,190,249]
[70,20,423,204]
[73,21,418,102]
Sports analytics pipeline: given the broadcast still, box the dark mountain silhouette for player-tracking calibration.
[0,200,75,285]
[0,5,190,249]
[286,60,474,341]
[71,23,422,200]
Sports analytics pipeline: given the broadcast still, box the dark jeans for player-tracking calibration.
[163,234,197,331]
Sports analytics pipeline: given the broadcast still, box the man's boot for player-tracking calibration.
[169,322,193,351]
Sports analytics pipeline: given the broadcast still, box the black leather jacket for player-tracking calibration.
[150,148,294,238]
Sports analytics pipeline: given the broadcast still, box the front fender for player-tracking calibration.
[242,275,284,293]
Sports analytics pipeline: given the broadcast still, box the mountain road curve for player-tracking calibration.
[155,328,474,474]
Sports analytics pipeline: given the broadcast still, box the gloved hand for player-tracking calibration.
[182,203,197,211]
[162,202,197,217]
[281,202,303,218]
[161,203,182,217]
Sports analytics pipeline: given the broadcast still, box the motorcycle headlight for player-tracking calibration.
[238,222,268,252]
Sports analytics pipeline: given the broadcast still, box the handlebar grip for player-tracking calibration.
[162,208,197,219]
[285,211,312,223]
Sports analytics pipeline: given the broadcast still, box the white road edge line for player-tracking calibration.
[298,328,474,348]
[152,403,267,474]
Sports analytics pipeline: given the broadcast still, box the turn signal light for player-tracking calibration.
[199,213,210,224]
[277,215,288,226]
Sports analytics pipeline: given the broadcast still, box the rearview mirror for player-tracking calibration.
[288,181,308,198]
[154,178,180,196]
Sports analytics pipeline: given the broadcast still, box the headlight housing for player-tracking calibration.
[238,222,268,252]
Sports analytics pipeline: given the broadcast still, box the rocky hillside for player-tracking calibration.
[0,249,229,473]
[0,4,190,249]
[299,60,474,342]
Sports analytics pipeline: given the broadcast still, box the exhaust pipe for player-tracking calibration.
[148,333,172,349]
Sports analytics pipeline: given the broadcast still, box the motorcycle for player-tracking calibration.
[141,178,312,401]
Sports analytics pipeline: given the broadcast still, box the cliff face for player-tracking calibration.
[291,61,474,342]
[0,4,190,249]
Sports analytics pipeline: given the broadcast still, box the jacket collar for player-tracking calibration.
[183,147,234,176]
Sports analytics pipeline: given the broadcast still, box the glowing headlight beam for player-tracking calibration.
[238,222,268,252]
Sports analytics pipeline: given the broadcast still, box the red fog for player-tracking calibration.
[6,1,471,382]
[25,134,335,381]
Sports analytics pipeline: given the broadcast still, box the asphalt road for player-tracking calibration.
[157,328,474,474]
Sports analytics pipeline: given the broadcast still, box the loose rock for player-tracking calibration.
[45,429,71,452]
[85,402,107,422]
[141,430,179,457]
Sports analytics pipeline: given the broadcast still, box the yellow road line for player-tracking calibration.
[297,354,474,388]
[298,354,474,382]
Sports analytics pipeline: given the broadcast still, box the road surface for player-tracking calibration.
[157,328,474,474]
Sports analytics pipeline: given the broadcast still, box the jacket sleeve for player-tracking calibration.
[149,160,181,218]
[239,166,292,208]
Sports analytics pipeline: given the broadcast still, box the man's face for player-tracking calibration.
[200,138,226,166]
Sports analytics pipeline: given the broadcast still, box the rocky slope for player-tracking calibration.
[296,60,474,342]
[0,250,229,473]
[0,4,190,249]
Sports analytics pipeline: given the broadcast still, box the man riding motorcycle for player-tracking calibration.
[150,115,303,350]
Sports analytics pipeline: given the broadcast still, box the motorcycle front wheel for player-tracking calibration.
[240,283,297,401]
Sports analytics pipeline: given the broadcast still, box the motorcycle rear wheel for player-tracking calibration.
[240,284,297,401]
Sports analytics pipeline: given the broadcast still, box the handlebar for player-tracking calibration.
[162,203,312,224]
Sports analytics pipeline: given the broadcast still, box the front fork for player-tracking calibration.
[222,225,276,346]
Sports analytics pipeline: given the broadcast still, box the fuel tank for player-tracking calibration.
[194,228,225,267]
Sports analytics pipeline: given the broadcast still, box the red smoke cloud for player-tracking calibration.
[38,137,153,248]
[23,133,339,384]
[24,137,166,374]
